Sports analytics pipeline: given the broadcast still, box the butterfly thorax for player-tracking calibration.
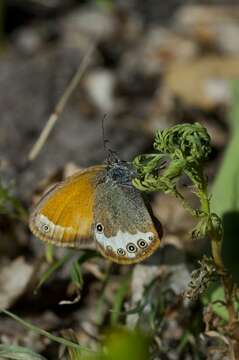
[106,161,136,187]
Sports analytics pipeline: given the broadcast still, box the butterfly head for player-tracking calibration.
[105,157,136,187]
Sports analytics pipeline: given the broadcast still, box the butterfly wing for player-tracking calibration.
[93,181,161,264]
[29,165,106,247]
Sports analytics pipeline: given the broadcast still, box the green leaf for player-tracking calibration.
[0,344,47,360]
[211,80,239,284]
[211,80,239,214]
[103,328,150,360]
[202,284,228,321]
[36,251,74,292]
[202,283,239,321]
[37,249,99,292]
[70,260,83,289]
[110,276,130,326]
[79,328,151,360]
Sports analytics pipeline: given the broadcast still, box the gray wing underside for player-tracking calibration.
[93,182,161,264]
[94,182,154,237]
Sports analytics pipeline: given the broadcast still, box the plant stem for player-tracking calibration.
[210,237,224,272]
[173,165,237,326]
[198,180,238,327]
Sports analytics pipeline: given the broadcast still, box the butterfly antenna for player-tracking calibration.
[101,115,119,164]
[102,114,109,154]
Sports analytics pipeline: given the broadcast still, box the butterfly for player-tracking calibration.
[29,157,162,264]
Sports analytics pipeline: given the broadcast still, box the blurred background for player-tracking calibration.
[1,1,239,359]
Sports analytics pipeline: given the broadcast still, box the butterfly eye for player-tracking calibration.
[42,224,50,233]
[117,248,126,256]
[137,239,148,249]
[96,223,104,233]
[126,243,138,253]
[148,235,154,241]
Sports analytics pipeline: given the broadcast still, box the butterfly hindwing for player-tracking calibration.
[93,181,161,264]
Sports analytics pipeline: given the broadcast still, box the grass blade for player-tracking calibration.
[0,344,47,360]
[110,275,130,326]
[36,251,74,292]
[211,80,239,284]
[0,309,94,353]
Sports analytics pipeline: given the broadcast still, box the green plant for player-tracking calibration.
[133,122,239,349]
[211,81,239,287]
[0,344,47,360]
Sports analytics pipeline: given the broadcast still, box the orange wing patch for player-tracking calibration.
[29,165,105,247]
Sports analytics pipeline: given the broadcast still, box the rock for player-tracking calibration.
[141,27,198,71]
[126,263,162,328]
[0,257,33,309]
[175,5,239,54]
[84,70,116,113]
[13,27,44,55]
[156,57,239,111]
[62,6,116,43]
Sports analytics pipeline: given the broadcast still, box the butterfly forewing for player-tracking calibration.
[29,166,106,247]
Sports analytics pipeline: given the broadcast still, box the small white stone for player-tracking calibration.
[85,70,116,113]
